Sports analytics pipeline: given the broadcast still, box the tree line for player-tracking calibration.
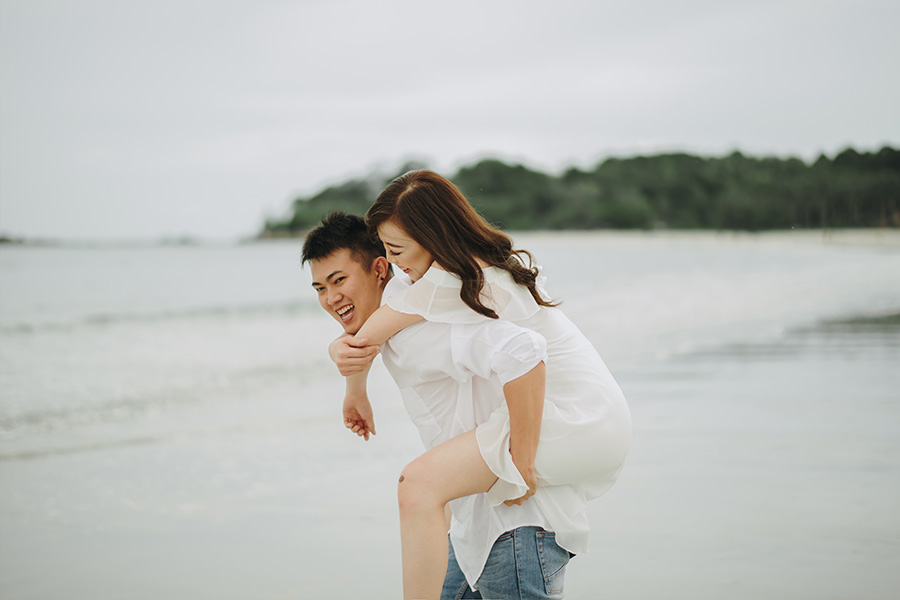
[262,146,899,235]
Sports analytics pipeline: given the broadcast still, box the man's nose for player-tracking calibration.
[327,289,342,306]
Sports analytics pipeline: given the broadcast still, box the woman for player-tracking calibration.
[344,170,632,600]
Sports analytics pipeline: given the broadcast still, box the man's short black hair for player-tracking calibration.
[301,211,386,269]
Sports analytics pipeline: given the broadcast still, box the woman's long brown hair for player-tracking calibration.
[366,170,556,319]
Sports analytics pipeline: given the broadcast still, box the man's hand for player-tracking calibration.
[329,335,380,376]
[502,362,544,506]
[343,394,376,441]
[504,458,538,506]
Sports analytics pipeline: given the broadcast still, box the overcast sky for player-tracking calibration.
[1,0,898,241]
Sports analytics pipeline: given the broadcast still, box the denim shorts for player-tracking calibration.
[442,526,572,600]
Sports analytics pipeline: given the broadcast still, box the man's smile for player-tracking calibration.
[336,304,355,321]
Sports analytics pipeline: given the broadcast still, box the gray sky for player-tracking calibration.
[1,0,898,240]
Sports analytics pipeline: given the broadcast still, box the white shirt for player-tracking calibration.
[379,276,553,587]
[385,266,633,582]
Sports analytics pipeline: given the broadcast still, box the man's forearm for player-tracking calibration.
[344,362,372,397]
[502,361,545,471]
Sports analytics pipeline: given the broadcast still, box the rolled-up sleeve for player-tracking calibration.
[450,321,547,386]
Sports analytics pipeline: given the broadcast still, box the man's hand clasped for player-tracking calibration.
[329,335,380,376]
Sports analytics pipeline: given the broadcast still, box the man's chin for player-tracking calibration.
[339,316,363,335]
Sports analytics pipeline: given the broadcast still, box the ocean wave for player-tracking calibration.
[0,299,321,335]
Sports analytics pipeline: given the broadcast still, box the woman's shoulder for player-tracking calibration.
[481,266,544,322]
[386,266,485,324]
[386,264,550,324]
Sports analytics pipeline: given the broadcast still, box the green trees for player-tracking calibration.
[261,146,899,235]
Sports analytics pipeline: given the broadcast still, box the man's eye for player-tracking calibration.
[334,277,345,284]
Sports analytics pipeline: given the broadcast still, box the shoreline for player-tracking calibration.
[1,227,898,250]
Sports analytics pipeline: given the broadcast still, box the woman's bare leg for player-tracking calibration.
[398,429,498,600]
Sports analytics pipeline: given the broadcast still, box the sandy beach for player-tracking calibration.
[1,231,899,599]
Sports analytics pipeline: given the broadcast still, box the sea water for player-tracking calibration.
[1,231,898,599]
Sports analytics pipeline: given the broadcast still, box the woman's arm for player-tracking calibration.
[350,304,423,346]
[502,361,545,506]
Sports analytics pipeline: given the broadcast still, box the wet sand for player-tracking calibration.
[2,231,899,599]
[568,315,900,599]
[2,316,898,599]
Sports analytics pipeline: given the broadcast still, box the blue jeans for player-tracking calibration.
[441,527,572,600]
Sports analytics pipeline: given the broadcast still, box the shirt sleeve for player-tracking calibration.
[381,273,411,306]
[386,269,485,323]
[450,320,547,386]
[387,265,544,323]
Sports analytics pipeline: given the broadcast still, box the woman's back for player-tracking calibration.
[388,264,630,424]
[481,267,629,424]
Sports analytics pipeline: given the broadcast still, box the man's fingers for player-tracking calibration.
[341,343,380,356]
[502,488,535,506]
[341,348,379,361]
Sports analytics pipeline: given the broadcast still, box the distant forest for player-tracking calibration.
[262,146,899,235]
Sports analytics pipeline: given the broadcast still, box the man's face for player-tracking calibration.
[309,249,385,334]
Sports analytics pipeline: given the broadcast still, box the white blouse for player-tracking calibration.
[386,266,633,564]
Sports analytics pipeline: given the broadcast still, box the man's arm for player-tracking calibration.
[501,361,544,505]
[335,305,421,439]
[453,321,548,505]
[342,365,376,441]
[328,333,380,440]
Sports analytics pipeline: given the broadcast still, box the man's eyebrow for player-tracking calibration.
[311,269,343,287]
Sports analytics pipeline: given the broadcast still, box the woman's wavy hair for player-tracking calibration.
[366,170,556,319]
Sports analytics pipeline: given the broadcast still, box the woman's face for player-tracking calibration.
[377,220,434,282]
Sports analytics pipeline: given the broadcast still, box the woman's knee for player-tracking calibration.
[397,458,439,514]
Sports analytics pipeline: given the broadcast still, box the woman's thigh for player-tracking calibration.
[402,429,499,505]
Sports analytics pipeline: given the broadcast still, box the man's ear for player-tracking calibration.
[372,256,390,281]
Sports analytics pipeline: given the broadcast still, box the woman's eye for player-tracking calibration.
[388,250,399,256]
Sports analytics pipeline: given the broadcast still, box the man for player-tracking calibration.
[302,212,571,599]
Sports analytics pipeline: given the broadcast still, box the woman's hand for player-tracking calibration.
[504,457,538,506]
[343,394,376,441]
[329,335,380,376]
